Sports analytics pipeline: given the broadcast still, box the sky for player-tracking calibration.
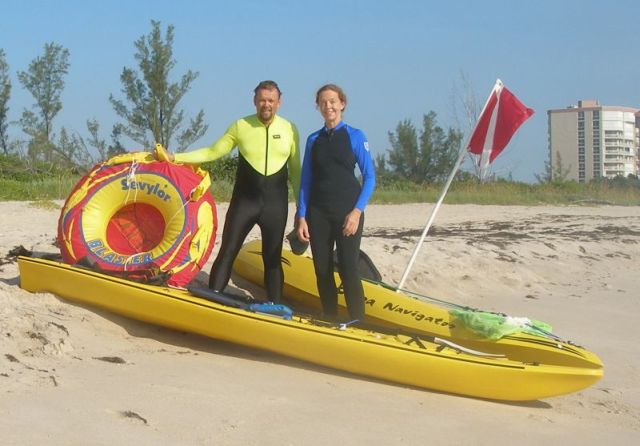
[2,0,639,182]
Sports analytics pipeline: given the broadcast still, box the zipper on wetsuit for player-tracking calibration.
[264,125,269,176]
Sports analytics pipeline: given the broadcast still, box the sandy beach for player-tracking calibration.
[1,201,639,445]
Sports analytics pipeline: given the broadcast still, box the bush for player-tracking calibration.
[200,154,238,183]
[2,152,639,205]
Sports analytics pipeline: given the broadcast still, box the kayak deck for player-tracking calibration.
[233,240,603,369]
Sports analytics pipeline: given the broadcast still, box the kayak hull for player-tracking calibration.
[19,256,602,401]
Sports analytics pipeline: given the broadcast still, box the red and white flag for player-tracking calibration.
[467,79,534,170]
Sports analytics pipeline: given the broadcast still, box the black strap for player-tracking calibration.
[74,256,170,286]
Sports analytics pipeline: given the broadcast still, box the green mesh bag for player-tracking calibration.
[450,309,553,340]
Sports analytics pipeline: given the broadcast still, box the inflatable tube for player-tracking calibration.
[58,151,217,287]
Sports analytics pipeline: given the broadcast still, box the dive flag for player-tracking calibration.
[467,79,534,167]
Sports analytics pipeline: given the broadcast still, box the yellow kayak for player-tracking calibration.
[233,240,603,369]
[19,256,602,401]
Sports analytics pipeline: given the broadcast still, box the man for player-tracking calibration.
[162,80,300,302]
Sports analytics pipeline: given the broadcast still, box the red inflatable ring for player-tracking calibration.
[58,151,217,287]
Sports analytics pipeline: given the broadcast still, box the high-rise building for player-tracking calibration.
[547,100,639,182]
[636,111,640,173]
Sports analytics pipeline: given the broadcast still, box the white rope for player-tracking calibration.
[122,253,137,271]
[121,160,141,271]
[123,160,140,205]
[165,186,196,228]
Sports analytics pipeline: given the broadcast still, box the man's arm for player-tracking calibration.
[174,121,239,164]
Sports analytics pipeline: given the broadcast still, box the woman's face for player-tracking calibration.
[317,90,344,125]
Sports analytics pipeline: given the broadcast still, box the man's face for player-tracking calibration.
[254,88,281,124]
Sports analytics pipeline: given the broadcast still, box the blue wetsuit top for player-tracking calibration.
[298,121,375,218]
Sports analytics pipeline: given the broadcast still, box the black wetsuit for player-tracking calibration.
[298,121,375,320]
[209,156,289,301]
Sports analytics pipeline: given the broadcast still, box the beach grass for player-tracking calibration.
[0,177,79,201]
[1,176,639,206]
[371,179,640,206]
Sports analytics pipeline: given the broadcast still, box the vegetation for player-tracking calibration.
[373,177,640,205]
[535,150,572,183]
[1,20,208,182]
[18,43,69,146]
[109,20,207,152]
[2,152,639,206]
[16,42,97,172]
[377,111,463,183]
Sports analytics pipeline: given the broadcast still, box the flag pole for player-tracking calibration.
[395,144,466,292]
[395,79,502,292]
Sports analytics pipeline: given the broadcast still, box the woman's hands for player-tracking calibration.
[297,217,310,242]
[342,208,361,236]
[297,207,361,242]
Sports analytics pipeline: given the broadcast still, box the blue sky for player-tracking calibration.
[2,0,639,182]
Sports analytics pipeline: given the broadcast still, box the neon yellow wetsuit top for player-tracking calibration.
[175,113,300,302]
[174,114,300,198]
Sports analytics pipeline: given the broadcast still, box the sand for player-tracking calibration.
[1,201,639,445]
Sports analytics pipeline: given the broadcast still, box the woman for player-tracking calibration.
[296,84,376,322]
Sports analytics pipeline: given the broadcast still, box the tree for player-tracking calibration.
[535,150,571,183]
[18,43,97,171]
[0,49,11,155]
[86,118,127,161]
[381,111,463,183]
[386,118,419,180]
[450,70,484,178]
[110,20,207,151]
[450,70,479,134]
[56,127,93,172]
[17,42,70,154]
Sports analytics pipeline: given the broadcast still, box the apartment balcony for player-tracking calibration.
[604,148,634,155]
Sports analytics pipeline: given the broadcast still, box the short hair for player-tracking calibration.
[315,84,347,109]
[254,80,281,97]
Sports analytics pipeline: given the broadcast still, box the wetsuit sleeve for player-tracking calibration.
[174,121,239,164]
[350,129,376,211]
[287,123,301,206]
[297,133,317,218]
